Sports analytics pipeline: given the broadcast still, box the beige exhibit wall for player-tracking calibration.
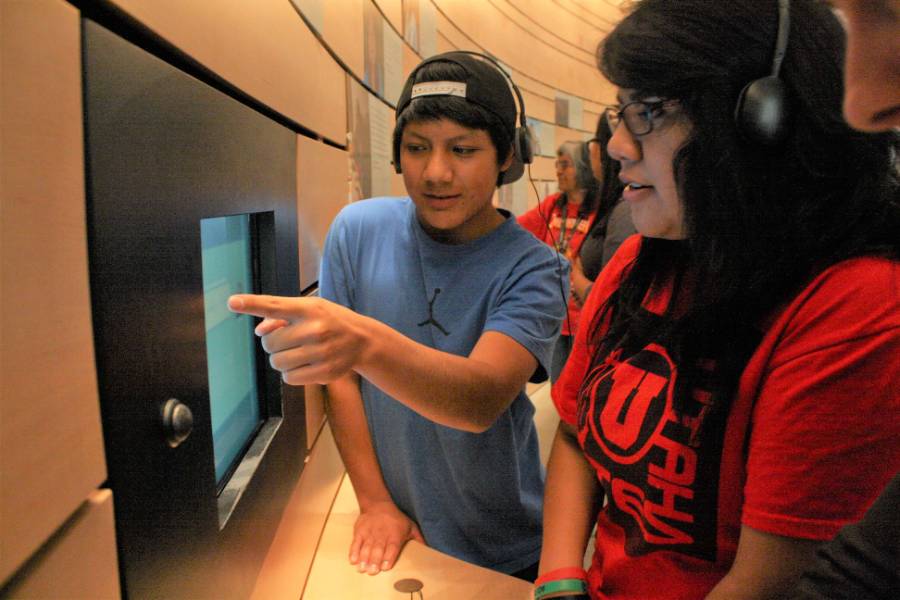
[0,0,622,597]
[0,1,114,594]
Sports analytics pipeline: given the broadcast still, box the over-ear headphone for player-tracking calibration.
[392,51,533,184]
[734,0,791,145]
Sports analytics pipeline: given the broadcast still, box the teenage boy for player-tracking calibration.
[830,0,900,132]
[788,2,900,597]
[229,52,567,580]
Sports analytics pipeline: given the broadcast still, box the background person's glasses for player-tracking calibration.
[604,99,679,136]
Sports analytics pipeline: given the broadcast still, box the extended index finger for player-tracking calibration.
[228,294,304,322]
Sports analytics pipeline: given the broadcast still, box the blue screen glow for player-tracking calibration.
[200,214,261,484]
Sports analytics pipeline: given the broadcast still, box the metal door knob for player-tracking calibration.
[161,398,193,447]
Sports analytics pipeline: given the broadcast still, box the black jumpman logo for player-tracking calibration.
[418,288,450,336]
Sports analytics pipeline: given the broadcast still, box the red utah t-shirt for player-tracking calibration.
[553,235,900,599]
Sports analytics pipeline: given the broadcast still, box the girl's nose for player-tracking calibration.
[607,121,641,163]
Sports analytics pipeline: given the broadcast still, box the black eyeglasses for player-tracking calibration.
[604,99,679,137]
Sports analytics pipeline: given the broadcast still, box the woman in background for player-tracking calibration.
[537,0,900,598]
[518,141,600,381]
[570,117,633,308]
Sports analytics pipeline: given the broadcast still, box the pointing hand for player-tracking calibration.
[228,294,370,385]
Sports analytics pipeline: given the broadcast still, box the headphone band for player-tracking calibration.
[771,0,790,77]
[393,50,533,181]
[438,51,529,130]
[397,51,528,135]
[733,0,792,145]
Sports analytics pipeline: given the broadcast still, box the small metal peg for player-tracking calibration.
[393,578,424,599]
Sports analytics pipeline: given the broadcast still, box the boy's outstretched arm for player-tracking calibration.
[228,294,538,432]
[325,373,424,575]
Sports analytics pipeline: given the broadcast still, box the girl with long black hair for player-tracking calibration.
[572,116,633,306]
[537,1,900,598]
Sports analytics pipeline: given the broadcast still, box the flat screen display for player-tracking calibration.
[200,214,262,484]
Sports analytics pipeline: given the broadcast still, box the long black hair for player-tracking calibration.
[577,117,627,280]
[595,117,624,224]
[588,0,900,428]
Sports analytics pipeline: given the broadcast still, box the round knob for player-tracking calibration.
[161,398,193,448]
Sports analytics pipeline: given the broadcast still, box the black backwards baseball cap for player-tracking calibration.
[393,51,532,185]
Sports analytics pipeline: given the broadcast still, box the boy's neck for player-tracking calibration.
[417,205,505,245]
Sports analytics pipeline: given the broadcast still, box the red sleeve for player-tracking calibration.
[742,258,900,540]
[552,234,642,424]
[517,194,558,241]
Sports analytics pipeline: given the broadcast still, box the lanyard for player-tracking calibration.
[556,208,583,255]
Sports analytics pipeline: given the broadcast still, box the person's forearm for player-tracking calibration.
[705,526,822,600]
[230,293,538,432]
[572,277,592,306]
[354,317,534,432]
[325,374,393,509]
[539,423,602,573]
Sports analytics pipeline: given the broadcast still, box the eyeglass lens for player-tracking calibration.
[605,102,656,136]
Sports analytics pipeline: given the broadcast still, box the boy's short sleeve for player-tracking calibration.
[484,245,569,380]
[318,208,356,309]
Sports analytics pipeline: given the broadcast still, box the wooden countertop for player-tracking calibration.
[302,476,533,599]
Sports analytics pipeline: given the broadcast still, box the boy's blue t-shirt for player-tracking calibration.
[319,197,567,573]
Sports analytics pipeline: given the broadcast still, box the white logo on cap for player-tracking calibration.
[411,81,467,99]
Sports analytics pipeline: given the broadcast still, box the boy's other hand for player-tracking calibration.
[228,294,368,385]
[350,501,425,575]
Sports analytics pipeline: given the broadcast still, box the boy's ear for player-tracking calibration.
[499,148,514,173]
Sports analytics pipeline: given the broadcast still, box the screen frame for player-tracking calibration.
[83,18,307,599]
[200,211,284,526]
